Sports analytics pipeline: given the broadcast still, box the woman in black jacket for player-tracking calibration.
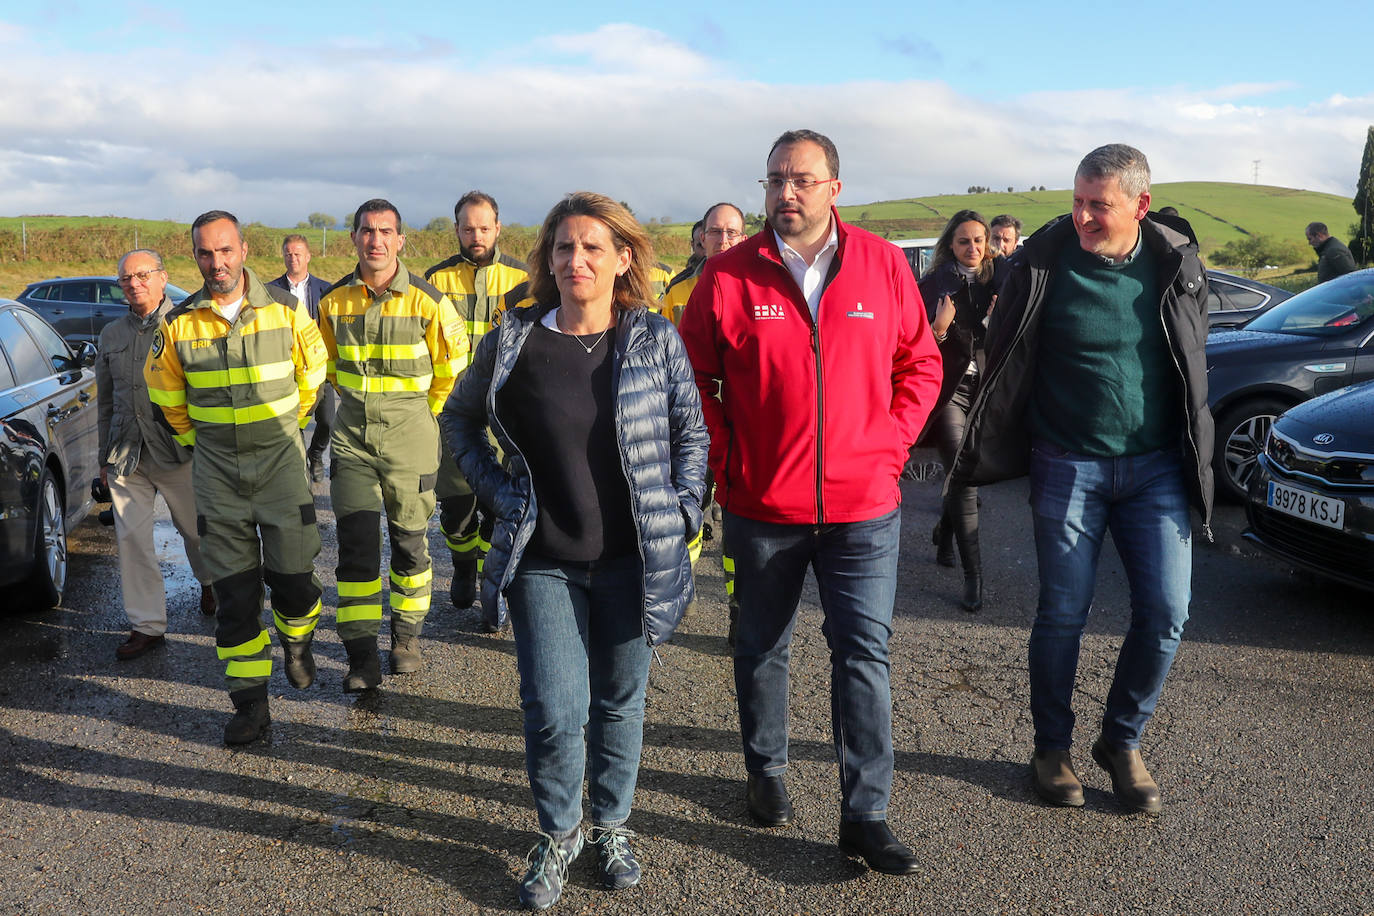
[918,209,1005,612]
[440,192,708,909]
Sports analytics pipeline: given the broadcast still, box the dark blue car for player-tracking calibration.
[1205,269,1374,501]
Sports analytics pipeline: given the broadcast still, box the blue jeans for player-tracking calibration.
[1028,442,1192,751]
[726,507,900,822]
[506,552,651,838]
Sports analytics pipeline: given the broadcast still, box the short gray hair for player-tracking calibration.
[117,248,165,274]
[1076,144,1150,198]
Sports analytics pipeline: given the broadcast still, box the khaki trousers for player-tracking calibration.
[110,458,210,636]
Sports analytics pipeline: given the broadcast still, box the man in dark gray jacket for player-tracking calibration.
[98,249,214,660]
[953,144,1213,816]
[1305,222,1358,282]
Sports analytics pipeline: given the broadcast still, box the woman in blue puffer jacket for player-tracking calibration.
[439,191,708,911]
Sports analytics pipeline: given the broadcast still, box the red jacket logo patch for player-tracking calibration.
[752,303,787,321]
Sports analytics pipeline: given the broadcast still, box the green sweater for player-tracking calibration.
[1030,239,1178,457]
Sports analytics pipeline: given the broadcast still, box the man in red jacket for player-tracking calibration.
[679,129,942,875]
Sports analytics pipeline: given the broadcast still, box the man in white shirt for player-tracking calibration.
[268,235,334,482]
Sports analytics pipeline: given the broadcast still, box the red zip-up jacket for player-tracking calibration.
[679,211,943,525]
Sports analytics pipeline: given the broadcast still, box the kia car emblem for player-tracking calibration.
[1313,433,1335,446]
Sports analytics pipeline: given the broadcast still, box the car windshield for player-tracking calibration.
[1244,272,1374,336]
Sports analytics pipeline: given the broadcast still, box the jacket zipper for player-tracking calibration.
[611,322,652,646]
[811,319,825,524]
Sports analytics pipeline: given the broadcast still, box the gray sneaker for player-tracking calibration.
[589,825,641,890]
[519,829,583,910]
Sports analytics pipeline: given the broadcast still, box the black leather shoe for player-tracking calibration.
[838,820,920,875]
[745,774,794,827]
[960,574,983,613]
[306,449,325,483]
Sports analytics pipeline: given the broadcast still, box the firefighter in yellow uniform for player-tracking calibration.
[670,203,749,633]
[144,210,327,745]
[320,199,467,690]
[424,191,530,617]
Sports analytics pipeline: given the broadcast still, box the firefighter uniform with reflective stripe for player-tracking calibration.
[650,261,674,300]
[143,267,327,711]
[423,248,529,606]
[660,270,700,326]
[319,261,466,660]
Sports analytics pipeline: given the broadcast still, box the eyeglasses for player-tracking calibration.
[117,268,165,286]
[758,177,837,193]
[704,228,744,240]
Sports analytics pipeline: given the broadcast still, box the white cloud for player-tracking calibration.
[0,27,1367,230]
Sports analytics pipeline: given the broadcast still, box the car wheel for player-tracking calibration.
[24,467,68,610]
[1214,397,1289,503]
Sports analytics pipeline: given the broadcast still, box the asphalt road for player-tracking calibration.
[1,458,1372,915]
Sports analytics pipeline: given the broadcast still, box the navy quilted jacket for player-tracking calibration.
[439,302,709,645]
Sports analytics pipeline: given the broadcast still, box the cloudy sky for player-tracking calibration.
[1,0,1370,228]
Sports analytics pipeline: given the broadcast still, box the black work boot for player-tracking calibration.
[306,447,324,483]
[283,636,316,689]
[390,618,423,674]
[450,551,477,609]
[224,699,270,745]
[342,637,381,693]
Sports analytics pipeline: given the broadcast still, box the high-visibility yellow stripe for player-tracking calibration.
[274,601,321,637]
[390,567,432,589]
[225,659,273,679]
[327,359,337,373]
[175,429,197,446]
[187,392,300,425]
[337,603,383,623]
[688,530,703,565]
[337,342,429,360]
[450,531,483,552]
[217,628,270,660]
[148,387,187,407]
[338,578,382,597]
[432,360,457,379]
[722,556,735,572]
[391,592,431,612]
[455,352,474,373]
[185,359,294,388]
[336,370,432,394]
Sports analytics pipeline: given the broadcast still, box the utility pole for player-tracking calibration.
[1252,160,1261,185]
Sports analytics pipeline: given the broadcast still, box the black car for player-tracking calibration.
[1205,269,1292,330]
[1205,268,1374,501]
[15,275,190,349]
[1244,380,1374,593]
[0,299,99,609]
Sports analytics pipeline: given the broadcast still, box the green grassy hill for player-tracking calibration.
[838,182,1355,259]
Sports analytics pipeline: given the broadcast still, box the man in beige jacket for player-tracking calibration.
[97,248,214,660]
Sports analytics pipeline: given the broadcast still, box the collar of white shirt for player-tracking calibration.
[774,219,839,320]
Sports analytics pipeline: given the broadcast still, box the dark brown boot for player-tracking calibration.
[1091,736,1162,814]
[1031,748,1085,807]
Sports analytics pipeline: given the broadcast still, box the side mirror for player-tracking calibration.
[74,340,97,367]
